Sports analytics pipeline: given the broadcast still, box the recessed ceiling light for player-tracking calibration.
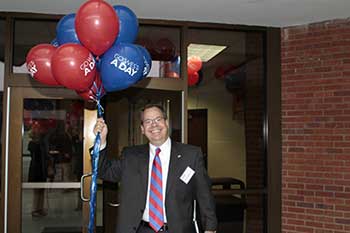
[188,43,227,62]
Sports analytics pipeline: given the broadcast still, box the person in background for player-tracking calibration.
[28,130,48,217]
[69,125,83,210]
[93,104,217,233]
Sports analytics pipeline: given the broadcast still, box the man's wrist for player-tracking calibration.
[100,142,107,151]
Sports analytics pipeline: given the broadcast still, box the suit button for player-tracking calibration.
[133,226,136,231]
[140,209,144,213]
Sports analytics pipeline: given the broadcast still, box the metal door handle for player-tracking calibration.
[107,202,120,207]
[80,173,92,202]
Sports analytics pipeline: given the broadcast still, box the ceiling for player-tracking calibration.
[1,0,350,27]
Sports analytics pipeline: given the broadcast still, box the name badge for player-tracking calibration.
[180,166,195,184]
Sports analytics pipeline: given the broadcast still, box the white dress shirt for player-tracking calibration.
[142,137,171,223]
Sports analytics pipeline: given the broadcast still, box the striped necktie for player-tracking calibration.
[149,147,164,232]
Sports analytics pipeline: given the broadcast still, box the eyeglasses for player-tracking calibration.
[142,116,165,126]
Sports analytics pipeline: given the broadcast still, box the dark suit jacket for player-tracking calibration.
[98,140,217,233]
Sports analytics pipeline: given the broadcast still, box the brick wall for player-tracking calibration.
[282,19,350,233]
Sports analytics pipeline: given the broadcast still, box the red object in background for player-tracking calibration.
[214,64,236,80]
[187,56,202,75]
[51,43,96,92]
[23,110,32,128]
[155,38,176,61]
[75,0,119,56]
[31,119,56,134]
[71,101,84,113]
[46,118,57,129]
[24,118,33,128]
[26,44,60,86]
[188,72,199,86]
[136,37,155,58]
[166,71,180,78]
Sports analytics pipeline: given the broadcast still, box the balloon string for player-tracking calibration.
[88,97,103,233]
[97,99,104,118]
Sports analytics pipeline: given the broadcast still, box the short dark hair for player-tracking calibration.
[140,103,168,122]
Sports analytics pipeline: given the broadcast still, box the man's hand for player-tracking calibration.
[204,231,216,233]
[93,118,108,147]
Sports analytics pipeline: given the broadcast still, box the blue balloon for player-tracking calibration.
[100,43,144,92]
[56,13,80,45]
[136,45,152,78]
[51,38,59,47]
[113,5,139,45]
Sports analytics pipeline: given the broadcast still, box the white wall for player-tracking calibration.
[0,62,29,91]
[188,72,246,183]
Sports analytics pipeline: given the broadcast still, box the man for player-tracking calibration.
[93,104,217,233]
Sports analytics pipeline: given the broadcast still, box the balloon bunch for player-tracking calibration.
[26,1,152,101]
[25,1,152,232]
[187,56,202,86]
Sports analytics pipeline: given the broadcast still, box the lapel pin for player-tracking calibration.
[177,154,182,158]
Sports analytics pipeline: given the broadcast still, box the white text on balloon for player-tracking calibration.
[27,61,38,77]
[110,53,140,77]
[80,54,95,76]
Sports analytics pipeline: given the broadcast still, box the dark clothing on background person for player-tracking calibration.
[98,140,217,233]
[47,129,74,182]
[28,139,47,182]
[71,134,83,178]
[28,137,48,217]
[49,131,73,163]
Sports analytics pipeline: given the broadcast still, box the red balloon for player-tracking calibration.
[215,64,236,80]
[187,56,202,75]
[214,65,227,80]
[75,0,119,56]
[188,72,199,86]
[77,73,105,102]
[52,43,96,91]
[26,44,60,86]
[166,71,180,78]
[155,38,176,61]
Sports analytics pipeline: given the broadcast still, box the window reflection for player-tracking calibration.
[22,189,85,233]
[13,19,57,73]
[22,99,85,232]
[136,25,181,79]
[187,28,266,233]
[22,99,84,183]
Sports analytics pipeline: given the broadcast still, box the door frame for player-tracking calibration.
[3,87,96,233]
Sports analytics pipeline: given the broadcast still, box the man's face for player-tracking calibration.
[141,107,169,146]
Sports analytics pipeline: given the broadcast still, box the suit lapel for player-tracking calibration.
[166,141,182,196]
[137,144,149,199]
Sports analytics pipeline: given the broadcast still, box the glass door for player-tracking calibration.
[5,87,97,233]
[5,87,183,233]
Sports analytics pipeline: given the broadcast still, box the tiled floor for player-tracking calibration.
[22,189,103,233]
[21,154,103,233]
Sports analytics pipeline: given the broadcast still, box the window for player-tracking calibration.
[187,28,267,233]
[13,19,58,74]
[136,25,181,79]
